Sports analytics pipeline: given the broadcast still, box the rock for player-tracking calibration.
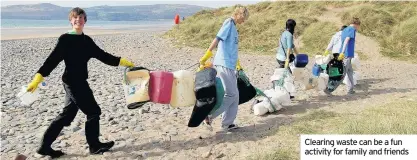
[123,116,130,122]
[202,151,212,158]
[116,142,126,148]
[216,153,225,158]
[59,141,69,147]
[25,139,33,144]
[142,152,148,158]
[4,116,12,121]
[1,140,9,146]
[71,126,82,132]
[110,120,118,125]
[134,127,144,132]
[139,108,146,114]
[169,131,178,136]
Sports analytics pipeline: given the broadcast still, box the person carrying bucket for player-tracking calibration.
[276,19,299,73]
[338,17,361,95]
[25,7,135,158]
[198,5,249,132]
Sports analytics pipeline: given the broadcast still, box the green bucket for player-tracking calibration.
[328,67,341,77]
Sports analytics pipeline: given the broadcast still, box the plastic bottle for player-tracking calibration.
[16,82,45,106]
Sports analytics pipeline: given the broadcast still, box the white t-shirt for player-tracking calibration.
[326,31,343,53]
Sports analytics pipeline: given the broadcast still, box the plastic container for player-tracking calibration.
[294,54,309,68]
[312,64,321,77]
[16,85,40,106]
[149,71,174,104]
[123,67,151,109]
[317,73,329,91]
[170,70,196,108]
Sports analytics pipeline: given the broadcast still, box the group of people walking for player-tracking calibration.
[23,5,360,159]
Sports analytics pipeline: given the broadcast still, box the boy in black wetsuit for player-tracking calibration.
[26,7,135,158]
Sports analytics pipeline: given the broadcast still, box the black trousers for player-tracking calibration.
[276,54,295,74]
[40,81,102,148]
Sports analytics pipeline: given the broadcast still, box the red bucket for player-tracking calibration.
[149,71,174,104]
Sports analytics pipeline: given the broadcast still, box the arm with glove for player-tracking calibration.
[198,38,218,71]
[88,36,134,68]
[339,37,350,60]
[27,35,66,92]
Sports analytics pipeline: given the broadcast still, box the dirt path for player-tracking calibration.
[317,6,386,62]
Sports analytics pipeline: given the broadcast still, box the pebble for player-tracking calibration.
[139,109,146,114]
[110,120,118,125]
[1,140,9,146]
[71,126,82,132]
[134,127,144,132]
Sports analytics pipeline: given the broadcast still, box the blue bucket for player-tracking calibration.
[294,54,309,68]
[312,64,320,77]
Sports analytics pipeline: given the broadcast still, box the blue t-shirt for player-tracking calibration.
[339,26,356,57]
[213,18,239,70]
[276,30,295,61]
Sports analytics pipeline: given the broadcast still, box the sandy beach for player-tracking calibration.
[1,24,173,40]
[1,27,417,160]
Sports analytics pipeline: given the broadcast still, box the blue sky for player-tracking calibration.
[1,0,265,8]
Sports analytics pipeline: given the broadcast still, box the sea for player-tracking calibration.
[1,19,173,29]
[1,19,174,40]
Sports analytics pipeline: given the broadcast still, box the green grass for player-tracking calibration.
[249,98,417,160]
[164,1,417,62]
[165,1,329,53]
[339,2,417,62]
[301,22,338,56]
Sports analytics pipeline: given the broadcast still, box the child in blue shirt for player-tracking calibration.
[199,6,249,131]
[338,18,361,94]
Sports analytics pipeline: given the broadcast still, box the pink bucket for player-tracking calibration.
[149,71,174,104]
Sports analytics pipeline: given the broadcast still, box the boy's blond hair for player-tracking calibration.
[68,7,87,22]
[233,5,249,20]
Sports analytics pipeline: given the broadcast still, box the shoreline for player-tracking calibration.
[1,25,173,40]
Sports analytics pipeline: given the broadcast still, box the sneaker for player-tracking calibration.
[227,124,239,130]
[89,141,115,154]
[348,90,356,95]
[221,124,239,132]
[36,147,65,158]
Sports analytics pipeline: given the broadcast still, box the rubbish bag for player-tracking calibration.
[187,68,217,127]
[237,70,257,105]
[343,71,360,86]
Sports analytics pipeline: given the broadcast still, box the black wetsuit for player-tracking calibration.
[37,33,120,148]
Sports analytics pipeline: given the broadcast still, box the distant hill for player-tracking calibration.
[1,3,211,21]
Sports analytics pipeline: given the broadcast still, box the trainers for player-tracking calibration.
[221,124,239,132]
[227,124,239,130]
[36,147,65,158]
[348,90,356,95]
[89,141,115,154]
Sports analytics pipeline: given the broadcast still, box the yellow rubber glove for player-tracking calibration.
[197,61,212,72]
[236,59,243,71]
[324,50,330,56]
[119,58,134,68]
[199,50,213,65]
[284,59,290,68]
[27,73,44,93]
[338,52,345,61]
